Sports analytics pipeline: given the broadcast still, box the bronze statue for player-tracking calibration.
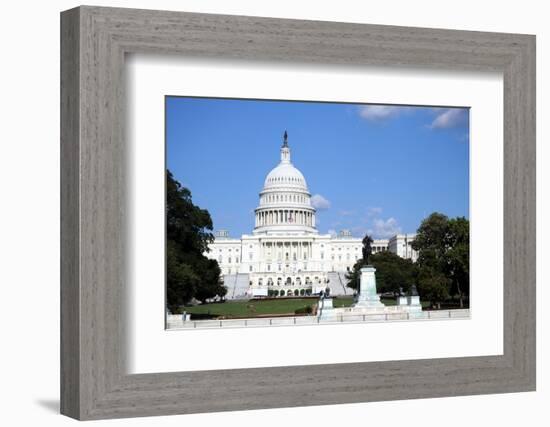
[362,234,373,265]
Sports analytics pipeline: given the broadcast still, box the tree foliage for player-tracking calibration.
[445,217,470,307]
[346,250,416,294]
[412,213,469,307]
[166,170,226,312]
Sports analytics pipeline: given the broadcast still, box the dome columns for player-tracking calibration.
[255,208,316,228]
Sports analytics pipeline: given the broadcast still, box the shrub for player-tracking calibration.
[295,305,313,315]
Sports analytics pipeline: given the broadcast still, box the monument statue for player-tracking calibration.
[362,234,373,265]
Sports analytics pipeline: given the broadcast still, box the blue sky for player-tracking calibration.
[166,97,469,239]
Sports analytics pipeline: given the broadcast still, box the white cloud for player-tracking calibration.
[430,108,468,129]
[358,105,406,121]
[327,229,338,238]
[366,206,383,217]
[311,194,331,210]
[338,209,356,216]
[368,217,402,239]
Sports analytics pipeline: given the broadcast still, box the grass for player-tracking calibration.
[182,296,431,319]
[183,298,318,319]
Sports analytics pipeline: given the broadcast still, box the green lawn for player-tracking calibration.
[183,298,318,319]
[183,296,431,319]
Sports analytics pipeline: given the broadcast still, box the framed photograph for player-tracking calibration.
[61,6,536,420]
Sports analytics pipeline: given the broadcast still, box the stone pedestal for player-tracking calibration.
[321,297,334,310]
[397,296,408,306]
[407,295,422,312]
[354,266,384,308]
[318,297,337,320]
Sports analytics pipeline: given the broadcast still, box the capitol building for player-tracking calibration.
[205,133,418,299]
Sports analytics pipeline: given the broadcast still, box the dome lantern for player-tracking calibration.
[280,130,291,163]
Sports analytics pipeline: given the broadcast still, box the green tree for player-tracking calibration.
[166,170,226,312]
[346,251,416,294]
[412,213,450,307]
[412,212,470,308]
[416,266,450,308]
[412,212,449,265]
[445,217,470,308]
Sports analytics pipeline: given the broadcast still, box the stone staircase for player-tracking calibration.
[223,273,250,300]
[327,272,350,296]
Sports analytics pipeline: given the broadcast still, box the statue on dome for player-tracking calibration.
[362,234,373,265]
[283,130,288,147]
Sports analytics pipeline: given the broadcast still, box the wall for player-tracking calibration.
[0,0,547,426]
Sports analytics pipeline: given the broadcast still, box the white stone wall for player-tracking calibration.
[388,234,418,262]
[205,233,417,280]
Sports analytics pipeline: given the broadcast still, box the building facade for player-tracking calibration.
[204,133,418,298]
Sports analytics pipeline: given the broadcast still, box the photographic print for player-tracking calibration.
[165,97,470,329]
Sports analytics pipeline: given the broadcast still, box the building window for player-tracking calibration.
[249,253,253,260]
[228,257,232,264]
[268,264,271,271]
[218,256,222,263]
[321,252,324,259]
[249,265,253,272]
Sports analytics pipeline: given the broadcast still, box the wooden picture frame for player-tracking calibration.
[60,5,536,420]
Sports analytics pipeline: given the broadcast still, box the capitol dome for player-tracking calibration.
[254,131,317,235]
[263,162,308,191]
